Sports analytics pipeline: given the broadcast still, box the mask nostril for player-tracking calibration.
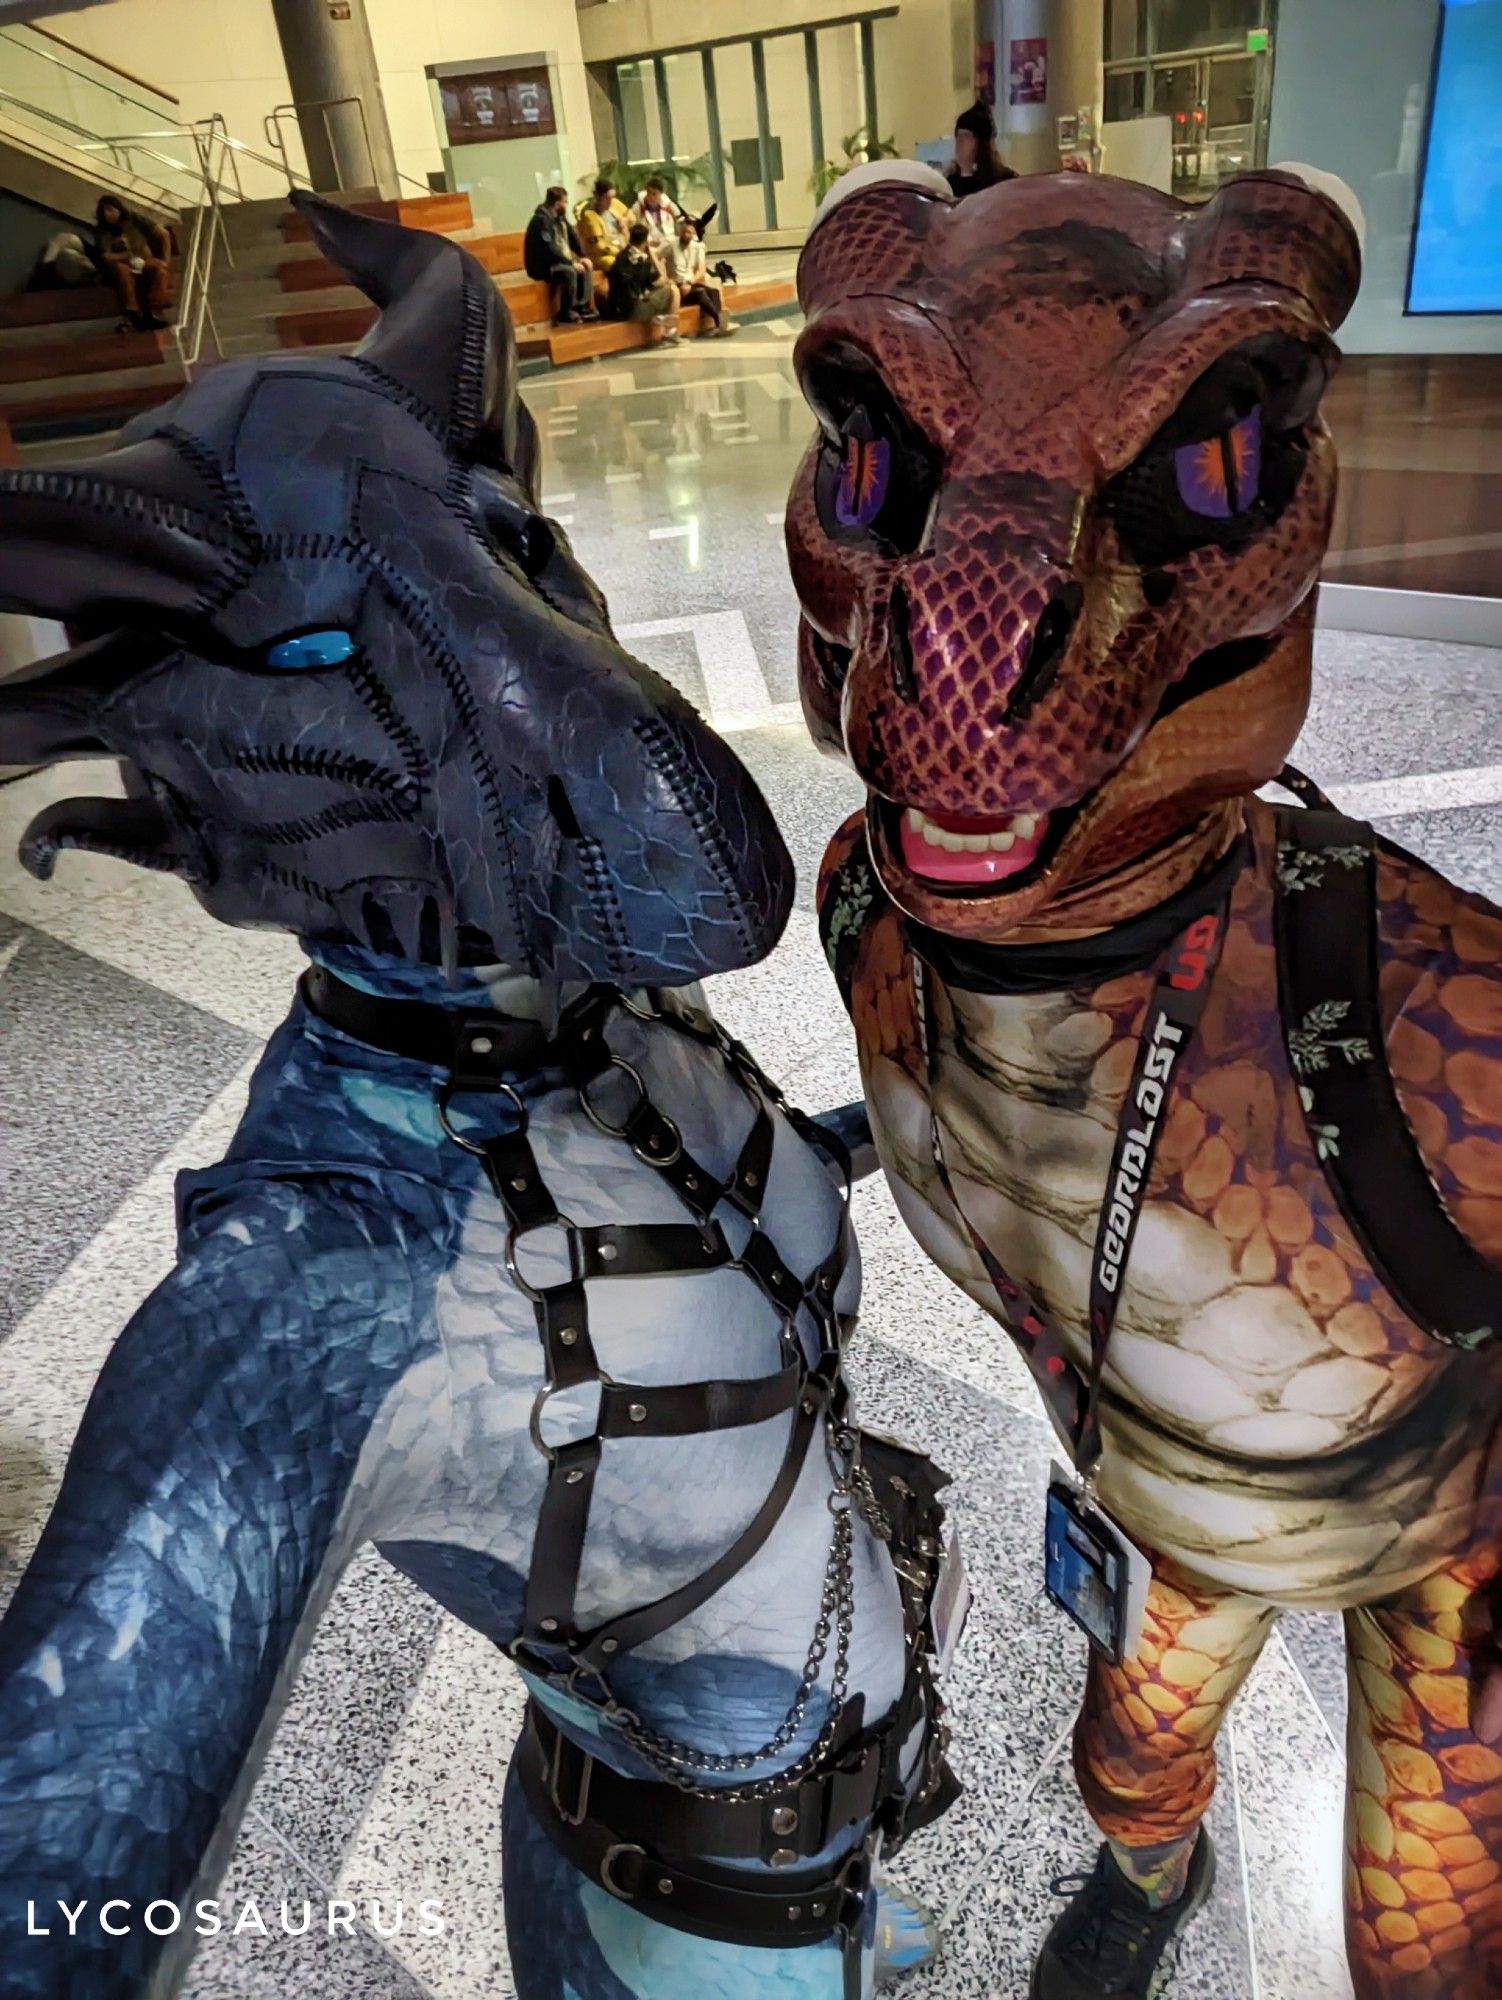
[546,775,582,839]
[1005,583,1084,724]
[889,580,918,702]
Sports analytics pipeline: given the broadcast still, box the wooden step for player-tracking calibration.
[0,328,169,386]
[277,229,526,293]
[274,275,555,351]
[1,374,183,438]
[279,192,474,241]
[0,286,120,330]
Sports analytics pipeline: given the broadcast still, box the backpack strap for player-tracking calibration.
[1273,805,1501,1351]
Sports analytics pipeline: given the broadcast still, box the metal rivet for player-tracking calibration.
[511,1174,529,1191]
[685,1173,699,1190]
[540,1617,558,1632]
[744,1170,759,1187]
[771,1806,798,1834]
[819,1273,833,1294]
[801,1399,815,1415]
[559,1327,579,1346]
[599,1242,618,1262]
[566,1468,585,1484]
[629,1402,647,1423]
[601,1637,618,1654]
[470,1034,494,1055]
[658,1877,674,1895]
[811,1901,826,1918]
[787,1904,802,1920]
[770,1848,797,1869]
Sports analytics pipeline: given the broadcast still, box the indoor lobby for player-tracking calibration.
[0,2,1498,1998]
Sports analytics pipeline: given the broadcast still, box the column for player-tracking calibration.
[269,0,400,199]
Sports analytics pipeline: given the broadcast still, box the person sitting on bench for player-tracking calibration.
[607,223,680,346]
[524,185,596,326]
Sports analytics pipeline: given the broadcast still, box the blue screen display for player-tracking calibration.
[1408,0,1502,314]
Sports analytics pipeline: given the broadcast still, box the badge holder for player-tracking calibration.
[1044,1463,1151,1667]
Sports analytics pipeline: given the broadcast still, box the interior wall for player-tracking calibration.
[364,1,599,215]
[45,0,603,214]
[46,0,295,197]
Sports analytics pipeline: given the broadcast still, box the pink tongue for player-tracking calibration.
[899,814,1047,885]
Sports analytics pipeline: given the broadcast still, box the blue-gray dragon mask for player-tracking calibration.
[0,194,794,985]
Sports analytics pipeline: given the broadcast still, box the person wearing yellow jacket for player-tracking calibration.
[576,177,631,297]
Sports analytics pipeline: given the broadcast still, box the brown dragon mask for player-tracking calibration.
[787,166,1361,938]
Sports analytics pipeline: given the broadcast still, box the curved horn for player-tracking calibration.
[0,440,242,625]
[291,190,521,471]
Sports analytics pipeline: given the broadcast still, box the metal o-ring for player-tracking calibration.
[437,1077,527,1153]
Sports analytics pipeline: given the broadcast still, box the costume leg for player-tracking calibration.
[1344,1539,1502,2000]
[1074,1560,1277,1890]
[502,1747,872,2000]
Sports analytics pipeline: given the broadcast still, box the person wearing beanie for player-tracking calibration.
[947,101,1017,199]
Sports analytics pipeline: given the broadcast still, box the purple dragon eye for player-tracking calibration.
[835,426,892,529]
[1173,406,1263,519]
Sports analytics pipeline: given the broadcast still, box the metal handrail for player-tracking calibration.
[26,21,182,107]
[0,90,189,209]
[0,25,180,126]
[265,97,431,197]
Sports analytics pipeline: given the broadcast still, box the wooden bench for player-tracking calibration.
[275,274,554,351]
[278,230,527,293]
[544,280,798,367]
[279,192,475,242]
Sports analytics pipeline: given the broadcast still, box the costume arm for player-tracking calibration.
[0,1182,426,1997]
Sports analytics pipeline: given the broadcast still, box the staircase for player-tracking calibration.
[2,187,802,450]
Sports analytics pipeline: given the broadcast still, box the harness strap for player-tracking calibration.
[1273,805,1501,1351]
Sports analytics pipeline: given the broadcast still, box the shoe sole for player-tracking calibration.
[1027,1839,1218,2000]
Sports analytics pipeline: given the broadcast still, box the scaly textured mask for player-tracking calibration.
[0,194,794,985]
[787,167,1361,937]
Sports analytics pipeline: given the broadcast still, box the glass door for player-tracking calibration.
[1149,45,1268,197]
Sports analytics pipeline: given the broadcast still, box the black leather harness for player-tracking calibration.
[300,967,959,1981]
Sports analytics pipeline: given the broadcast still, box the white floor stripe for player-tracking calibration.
[604,468,642,484]
[1326,761,1502,819]
[1226,1721,1266,2000]
[665,450,702,465]
[540,490,574,507]
[616,609,776,726]
[646,523,691,540]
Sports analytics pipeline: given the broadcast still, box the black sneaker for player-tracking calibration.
[1030,1830,1215,1999]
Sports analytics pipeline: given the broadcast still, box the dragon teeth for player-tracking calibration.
[905,807,1041,852]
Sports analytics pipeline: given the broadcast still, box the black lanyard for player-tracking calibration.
[916,895,1230,1482]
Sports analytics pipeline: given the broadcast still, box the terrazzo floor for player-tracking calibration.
[3,329,1501,1999]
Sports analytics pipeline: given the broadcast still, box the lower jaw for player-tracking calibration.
[869,793,1240,940]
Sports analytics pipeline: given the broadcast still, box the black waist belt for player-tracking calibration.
[516,1703,875,1953]
[525,1697,886,1868]
[300,962,554,1081]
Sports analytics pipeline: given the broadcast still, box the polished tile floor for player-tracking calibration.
[3,332,1502,1999]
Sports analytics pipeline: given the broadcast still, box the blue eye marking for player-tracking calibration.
[265,629,357,669]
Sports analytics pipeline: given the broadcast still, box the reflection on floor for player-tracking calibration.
[4,334,1502,1999]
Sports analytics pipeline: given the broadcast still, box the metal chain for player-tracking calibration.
[547,994,868,1802]
[604,1476,857,1801]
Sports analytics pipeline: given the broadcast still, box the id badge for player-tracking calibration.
[1044,1468,1151,1666]
[929,1529,972,1680]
